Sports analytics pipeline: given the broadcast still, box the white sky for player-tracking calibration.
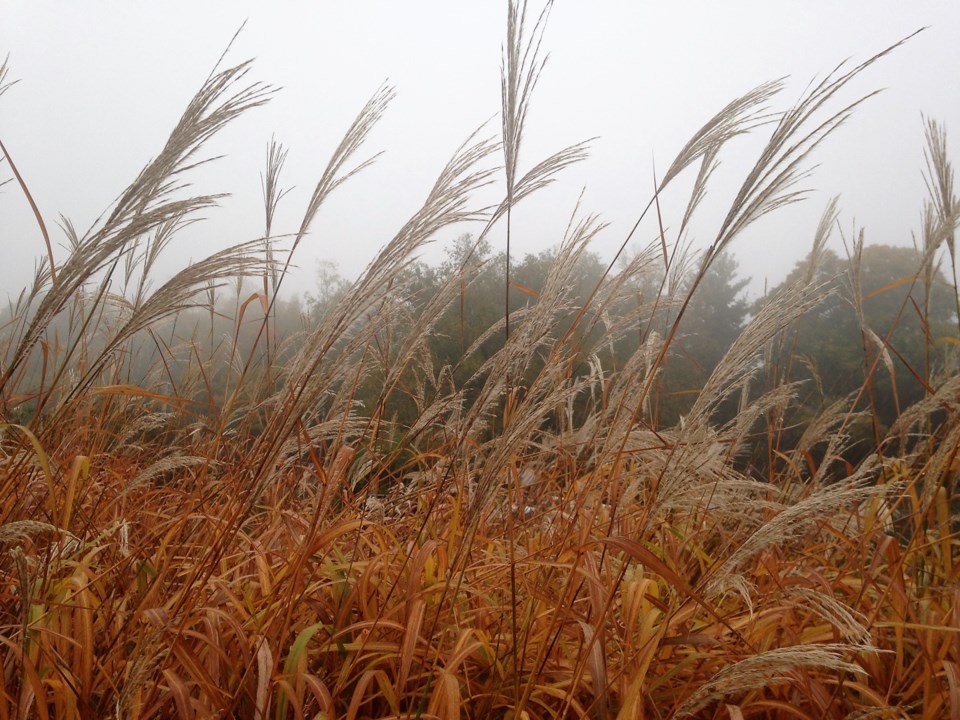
[3,2,960,302]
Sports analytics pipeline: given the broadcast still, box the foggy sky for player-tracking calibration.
[4,2,960,302]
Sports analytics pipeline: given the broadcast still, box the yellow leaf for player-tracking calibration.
[862,274,918,300]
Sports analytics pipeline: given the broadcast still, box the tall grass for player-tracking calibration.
[1,5,959,719]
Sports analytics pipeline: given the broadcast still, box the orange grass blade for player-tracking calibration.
[398,598,426,691]
[602,535,745,643]
[60,455,88,529]
[161,668,194,720]
[93,384,188,410]
[0,137,55,282]
[944,661,960,720]
[0,636,50,720]
[428,669,462,720]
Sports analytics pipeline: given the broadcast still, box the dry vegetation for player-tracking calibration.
[2,4,960,719]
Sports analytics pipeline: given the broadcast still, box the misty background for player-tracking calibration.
[4,2,960,301]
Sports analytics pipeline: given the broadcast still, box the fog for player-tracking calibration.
[4,2,959,300]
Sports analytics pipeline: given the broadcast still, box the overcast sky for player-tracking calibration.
[4,2,960,302]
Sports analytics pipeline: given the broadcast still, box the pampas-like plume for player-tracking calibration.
[289,84,394,269]
[712,32,922,257]
[0,58,274,401]
[922,117,958,260]
[792,394,866,485]
[675,643,871,717]
[251,128,500,485]
[439,209,611,715]
[501,0,553,203]
[499,0,590,361]
[784,585,872,644]
[921,117,960,335]
[705,464,882,597]
[261,136,291,295]
[40,238,273,429]
[661,81,782,192]
[0,54,18,100]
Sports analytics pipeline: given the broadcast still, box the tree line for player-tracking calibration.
[300,235,957,464]
[4,234,954,472]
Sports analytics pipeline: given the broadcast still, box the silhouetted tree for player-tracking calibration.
[762,243,957,438]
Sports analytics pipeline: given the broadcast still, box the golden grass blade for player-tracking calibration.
[602,536,743,645]
[577,620,609,720]
[941,661,960,720]
[0,633,49,720]
[59,455,88,530]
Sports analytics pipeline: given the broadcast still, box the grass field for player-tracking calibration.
[2,4,959,719]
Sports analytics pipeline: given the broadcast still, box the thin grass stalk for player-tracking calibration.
[0,137,55,283]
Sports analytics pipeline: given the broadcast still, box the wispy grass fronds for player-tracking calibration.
[705,464,882,596]
[465,214,607,513]
[711,31,923,257]
[684,252,832,435]
[251,128,500,485]
[922,117,960,336]
[261,137,290,274]
[288,83,394,262]
[922,117,958,259]
[660,80,783,192]
[501,0,553,203]
[0,58,274,405]
[0,54,17,100]
[50,238,272,412]
[793,394,866,484]
[676,643,871,717]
